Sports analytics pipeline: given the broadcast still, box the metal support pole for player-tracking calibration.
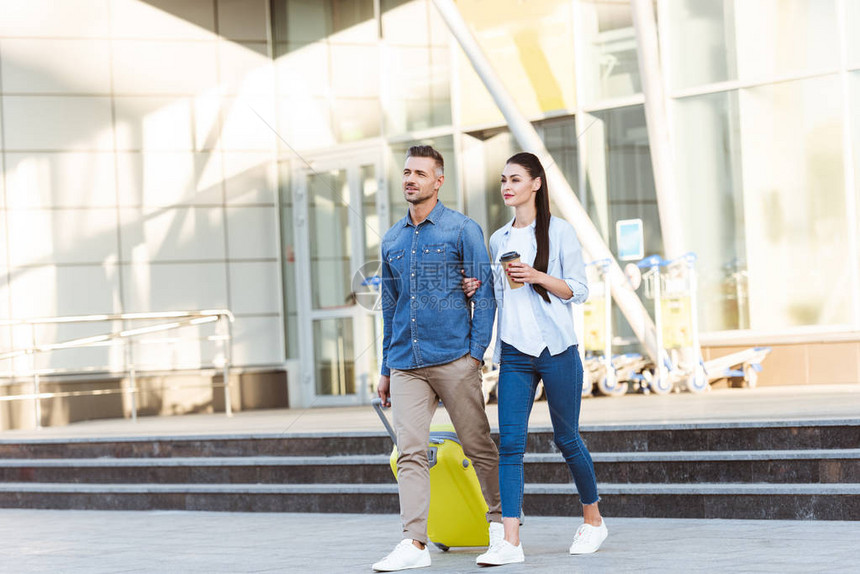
[602,264,615,387]
[630,0,685,259]
[30,324,41,430]
[431,0,660,362]
[123,334,138,423]
[129,364,138,423]
[650,265,666,387]
[222,315,233,417]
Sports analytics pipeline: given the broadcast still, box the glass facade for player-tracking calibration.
[268,0,860,397]
[1,0,858,407]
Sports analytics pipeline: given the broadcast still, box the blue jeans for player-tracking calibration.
[498,342,599,517]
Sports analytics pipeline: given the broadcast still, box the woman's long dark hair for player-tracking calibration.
[507,152,551,303]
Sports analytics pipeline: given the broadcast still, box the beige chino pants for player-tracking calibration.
[390,354,502,544]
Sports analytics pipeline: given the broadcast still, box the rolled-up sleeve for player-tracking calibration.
[558,223,589,305]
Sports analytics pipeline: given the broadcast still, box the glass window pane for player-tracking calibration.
[284,0,330,44]
[666,0,735,90]
[738,75,849,329]
[384,44,451,135]
[667,0,840,91]
[583,105,662,256]
[330,0,375,42]
[275,0,375,44]
[332,98,381,142]
[308,169,353,309]
[462,129,516,234]
[848,0,860,66]
[540,116,579,204]
[673,91,747,331]
[579,1,641,104]
[853,73,860,289]
[455,0,576,123]
[361,164,381,264]
[279,163,300,358]
[313,317,355,396]
[734,0,838,82]
[331,44,379,98]
[382,0,430,45]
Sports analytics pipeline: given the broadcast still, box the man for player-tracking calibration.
[372,145,501,572]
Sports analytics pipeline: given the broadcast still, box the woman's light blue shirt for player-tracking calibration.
[488,216,589,364]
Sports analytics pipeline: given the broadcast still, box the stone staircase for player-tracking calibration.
[0,421,857,519]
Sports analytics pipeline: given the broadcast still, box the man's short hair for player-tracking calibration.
[406,145,444,177]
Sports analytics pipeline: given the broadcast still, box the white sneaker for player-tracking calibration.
[476,539,524,566]
[569,520,608,555]
[488,522,504,547]
[372,539,431,572]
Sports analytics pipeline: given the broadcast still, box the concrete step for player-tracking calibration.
[1,420,857,459]
[537,449,860,484]
[1,449,857,485]
[0,455,397,485]
[0,482,856,520]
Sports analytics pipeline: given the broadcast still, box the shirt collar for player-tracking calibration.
[403,200,445,227]
[500,217,536,236]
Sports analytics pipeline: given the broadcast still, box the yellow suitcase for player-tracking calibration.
[373,399,489,551]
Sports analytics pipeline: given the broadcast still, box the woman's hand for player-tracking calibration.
[505,261,545,285]
[460,268,481,298]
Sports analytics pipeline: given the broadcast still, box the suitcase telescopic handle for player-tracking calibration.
[371,397,397,446]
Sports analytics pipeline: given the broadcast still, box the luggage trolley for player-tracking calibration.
[637,254,707,394]
[583,259,626,397]
[660,253,708,393]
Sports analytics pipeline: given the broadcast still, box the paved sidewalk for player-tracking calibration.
[0,509,857,573]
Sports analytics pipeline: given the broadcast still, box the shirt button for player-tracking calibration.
[411,295,415,299]
[411,318,415,321]
[412,250,415,254]
[411,273,414,277]
[415,230,418,234]
[413,339,417,343]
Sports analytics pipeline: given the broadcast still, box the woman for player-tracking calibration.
[466,152,607,566]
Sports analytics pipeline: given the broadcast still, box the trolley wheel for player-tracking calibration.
[597,372,626,396]
[685,367,709,393]
[433,542,449,552]
[649,373,674,395]
[743,364,759,389]
[581,379,594,398]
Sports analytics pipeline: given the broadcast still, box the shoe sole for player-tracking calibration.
[477,559,525,566]
[372,561,431,572]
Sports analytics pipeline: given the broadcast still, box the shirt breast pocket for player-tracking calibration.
[422,243,447,260]
[387,249,406,273]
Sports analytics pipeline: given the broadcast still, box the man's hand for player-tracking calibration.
[471,357,482,370]
[460,268,481,298]
[377,375,391,407]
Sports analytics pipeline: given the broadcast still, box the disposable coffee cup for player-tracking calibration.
[500,251,523,290]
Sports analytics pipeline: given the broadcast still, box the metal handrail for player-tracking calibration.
[0,310,234,429]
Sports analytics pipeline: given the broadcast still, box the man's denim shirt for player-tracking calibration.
[380,201,495,376]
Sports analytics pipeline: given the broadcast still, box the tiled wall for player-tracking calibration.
[0,0,284,372]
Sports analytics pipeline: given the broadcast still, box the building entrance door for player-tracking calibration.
[290,151,388,407]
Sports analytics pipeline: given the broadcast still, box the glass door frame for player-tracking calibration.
[290,147,388,407]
